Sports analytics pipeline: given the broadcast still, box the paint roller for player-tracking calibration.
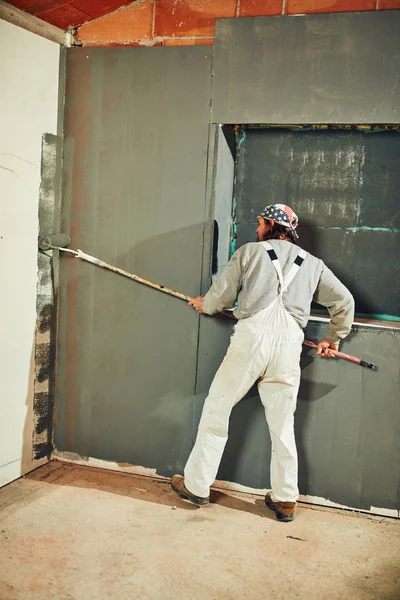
[40,237,376,370]
[38,233,72,252]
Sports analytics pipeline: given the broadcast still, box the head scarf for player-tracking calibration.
[259,204,299,239]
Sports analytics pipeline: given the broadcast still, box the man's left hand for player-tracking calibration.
[316,339,338,358]
[189,295,204,313]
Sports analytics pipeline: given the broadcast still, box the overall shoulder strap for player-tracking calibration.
[261,242,307,293]
[282,248,307,290]
[260,241,284,290]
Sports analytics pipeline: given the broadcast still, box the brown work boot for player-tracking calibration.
[171,475,209,505]
[265,492,295,522]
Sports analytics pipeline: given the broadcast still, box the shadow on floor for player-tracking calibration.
[24,461,196,512]
[209,490,276,521]
[24,461,278,519]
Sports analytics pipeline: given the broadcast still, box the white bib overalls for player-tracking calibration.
[184,243,307,502]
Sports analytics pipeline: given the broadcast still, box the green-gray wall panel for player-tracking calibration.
[212,11,400,125]
[57,47,212,476]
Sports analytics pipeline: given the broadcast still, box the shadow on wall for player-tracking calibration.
[19,315,50,486]
[218,351,341,495]
[295,353,338,498]
[57,222,215,475]
[21,328,36,481]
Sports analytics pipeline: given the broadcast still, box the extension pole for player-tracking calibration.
[52,247,376,370]
[74,249,191,301]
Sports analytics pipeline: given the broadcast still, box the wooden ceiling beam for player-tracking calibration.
[0,1,69,44]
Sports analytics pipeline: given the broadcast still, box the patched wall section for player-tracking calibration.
[35,133,63,459]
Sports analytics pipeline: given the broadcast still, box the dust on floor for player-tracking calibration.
[0,461,399,600]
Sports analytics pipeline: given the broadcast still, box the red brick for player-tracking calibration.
[239,0,283,17]
[77,0,153,42]
[7,0,133,25]
[379,0,400,7]
[39,4,92,29]
[73,0,132,19]
[163,37,213,45]
[287,0,376,14]
[154,0,237,37]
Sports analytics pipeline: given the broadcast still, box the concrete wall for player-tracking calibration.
[73,0,400,47]
[0,20,60,487]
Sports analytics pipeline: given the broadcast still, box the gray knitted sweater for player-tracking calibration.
[202,240,354,343]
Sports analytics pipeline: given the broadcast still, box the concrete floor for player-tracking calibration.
[0,462,399,600]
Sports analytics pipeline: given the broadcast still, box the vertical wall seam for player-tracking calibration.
[192,49,215,446]
[51,46,67,455]
[282,0,287,15]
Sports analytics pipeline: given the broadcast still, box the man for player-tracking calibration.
[171,204,354,522]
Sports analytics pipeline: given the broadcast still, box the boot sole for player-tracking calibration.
[171,481,209,505]
[265,497,294,522]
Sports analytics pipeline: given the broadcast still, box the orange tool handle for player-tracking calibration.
[302,340,376,370]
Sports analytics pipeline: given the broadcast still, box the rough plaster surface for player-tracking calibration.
[0,462,399,600]
[0,20,59,487]
[233,127,400,318]
[57,47,212,472]
[212,12,400,124]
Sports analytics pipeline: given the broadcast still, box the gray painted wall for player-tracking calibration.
[57,47,212,476]
[212,11,400,125]
[57,12,400,514]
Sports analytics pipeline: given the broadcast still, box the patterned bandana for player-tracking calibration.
[259,204,299,239]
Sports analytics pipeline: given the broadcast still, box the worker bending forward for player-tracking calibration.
[171,204,354,522]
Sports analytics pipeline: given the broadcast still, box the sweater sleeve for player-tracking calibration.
[202,249,243,315]
[313,264,355,343]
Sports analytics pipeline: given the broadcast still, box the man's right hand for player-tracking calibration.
[315,339,338,359]
[188,296,204,313]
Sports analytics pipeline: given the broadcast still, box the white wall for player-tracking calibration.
[0,20,60,487]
